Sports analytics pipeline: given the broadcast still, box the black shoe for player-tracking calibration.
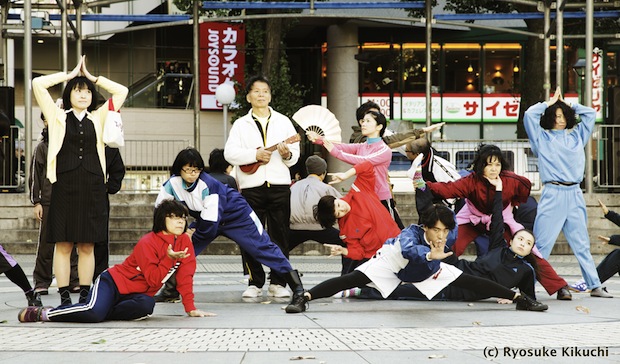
[25,290,43,307]
[285,292,308,314]
[34,288,48,296]
[514,295,548,312]
[556,286,572,301]
[154,293,181,303]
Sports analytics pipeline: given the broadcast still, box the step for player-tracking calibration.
[4,239,598,258]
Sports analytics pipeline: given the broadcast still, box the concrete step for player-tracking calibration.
[2,192,619,257]
[3,238,598,258]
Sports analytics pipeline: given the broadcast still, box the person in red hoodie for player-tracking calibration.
[314,161,401,273]
[17,199,215,323]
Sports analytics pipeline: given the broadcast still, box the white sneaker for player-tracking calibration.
[242,285,262,298]
[590,287,613,298]
[267,284,291,298]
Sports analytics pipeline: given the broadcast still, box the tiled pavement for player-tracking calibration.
[0,254,619,364]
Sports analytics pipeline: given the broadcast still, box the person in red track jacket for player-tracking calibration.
[18,200,216,323]
[315,161,401,272]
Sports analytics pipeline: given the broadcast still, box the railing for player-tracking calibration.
[124,73,194,109]
[595,125,620,189]
[0,125,25,192]
[119,139,190,192]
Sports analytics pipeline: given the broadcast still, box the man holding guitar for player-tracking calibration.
[224,75,300,299]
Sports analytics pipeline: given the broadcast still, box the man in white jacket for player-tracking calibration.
[224,75,300,298]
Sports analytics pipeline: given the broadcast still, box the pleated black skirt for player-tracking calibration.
[47,166,107,244]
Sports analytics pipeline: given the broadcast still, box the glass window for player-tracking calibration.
[455,151,476,170]
[443,44,481,93]
[483,45,522,94]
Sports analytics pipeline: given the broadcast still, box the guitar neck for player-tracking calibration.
[263,134,300,151]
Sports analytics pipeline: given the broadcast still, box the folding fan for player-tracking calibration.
[292,105,342,143]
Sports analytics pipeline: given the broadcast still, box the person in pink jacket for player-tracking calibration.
[18,200,215,323]
[308,110,400,226]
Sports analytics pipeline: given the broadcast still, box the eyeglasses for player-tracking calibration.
[181,167,202,175]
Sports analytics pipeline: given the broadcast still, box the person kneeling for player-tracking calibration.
[18,200,216,323]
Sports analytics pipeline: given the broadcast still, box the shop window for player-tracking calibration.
[444,44,481,93]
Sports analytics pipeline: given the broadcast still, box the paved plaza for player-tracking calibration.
[1,254,619,364]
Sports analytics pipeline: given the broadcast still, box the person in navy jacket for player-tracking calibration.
[155,148,307,313]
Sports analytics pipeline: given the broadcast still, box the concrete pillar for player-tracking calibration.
[326,22,358,188]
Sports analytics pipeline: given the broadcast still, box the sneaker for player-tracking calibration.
[285,292,309,314]
[154,293,181,303]
[133,314,152,321]
[590,287,613,298]
[18,306,47,322]
[268,284,291,298]
[242,285,262,298]
[25,290,43,307]
[514,295,548,312]
[569,280,587,292]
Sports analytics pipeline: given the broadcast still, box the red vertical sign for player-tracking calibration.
[199,22,245,110]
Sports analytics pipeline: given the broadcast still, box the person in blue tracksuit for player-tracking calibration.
[524,86,611,298]
[155,147,307,313]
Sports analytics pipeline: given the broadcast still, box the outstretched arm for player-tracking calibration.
[597,199,620,246]
[328,165,359,185]
[487,177,506,251]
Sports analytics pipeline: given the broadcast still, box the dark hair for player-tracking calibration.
[152,199,189,233]
[356,100,380,122]
[171,147,205,176]
[62,76,98,112]
[540,102,576,130]
[363,110,388,137]
[419,204,456,231]
[472,144,511,176]
[245,75,271,95]
[314,195,337,228]
[208,148,231,174]
[511,229,540,276]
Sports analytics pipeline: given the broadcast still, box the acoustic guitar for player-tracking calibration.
[239,133,301,174]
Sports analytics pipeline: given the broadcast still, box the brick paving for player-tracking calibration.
[0,254,618,364]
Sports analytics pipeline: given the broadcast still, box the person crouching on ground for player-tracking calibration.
[18,200,216,323]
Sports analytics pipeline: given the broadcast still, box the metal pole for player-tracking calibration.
[584,0,594,194]
[543,2,550,100]
[193,0,200,150]
[556,0,564,90]
[61,0,68,75]
[24,0,32,194]
[76,1,82,59]
[0,5,5,84]
[223,104,228,144]
[425,0,432,128]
